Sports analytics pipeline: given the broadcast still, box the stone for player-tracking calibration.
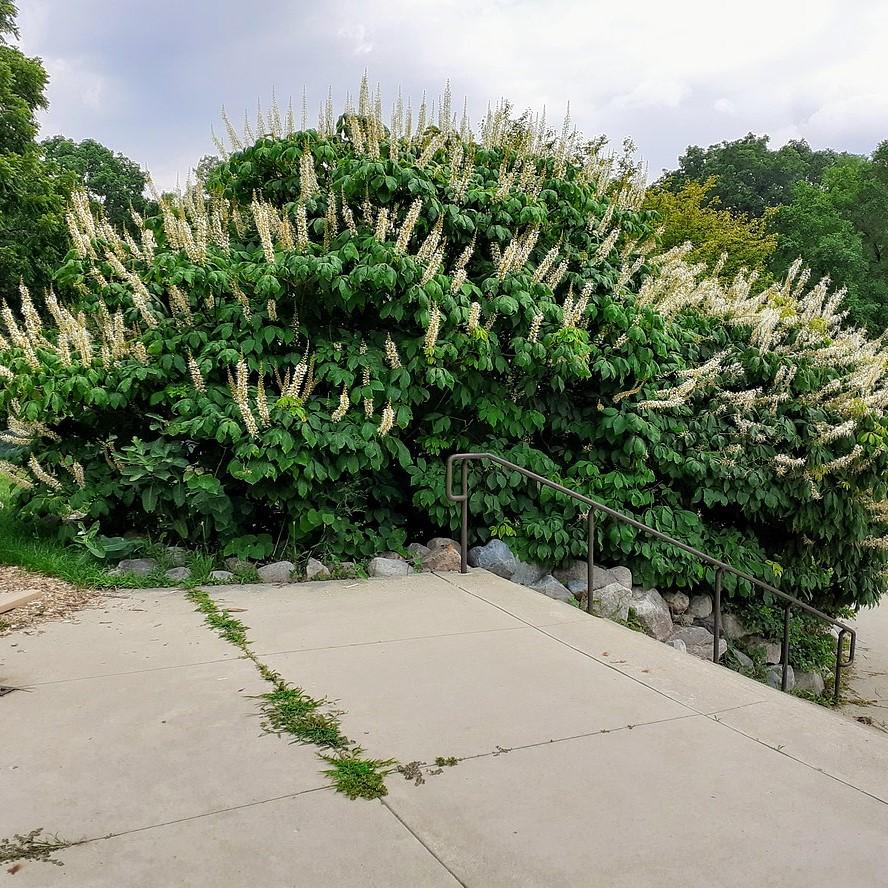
[380,551,406,561]
[687,594,713,619]
[422,546,462,573]
[629,587,674,641]
[467,539,518,579]
[164,567,191,583]
[674,613,695,627]
[554,561,619,592]
[727,647,754,670]
[257,561,295,583]
[210,570,235,582]
[766,664,796,692]
[669,625,726,660]
[117,558,156,577]
[509,560,547,587]
[368,557,414,578]
[795,671,826,696]
[662,591,690,615]
[224,557,253,574]
[591,582,631,622]
[530,574,576,604]
[165,546,190,567]
[305,558,330,581]
[748,636,783,665]
[720,612,751,641]
[427,537,460,552]
[407,542,432,559]
[611,566,632,588]
[665,639,687,654]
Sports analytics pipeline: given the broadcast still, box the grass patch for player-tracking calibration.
[0,828,72,868]
[185,587,395,799]
[434,755,459,767]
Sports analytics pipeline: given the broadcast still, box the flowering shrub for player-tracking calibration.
[1,81,886,608]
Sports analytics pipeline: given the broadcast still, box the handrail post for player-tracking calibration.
[834,628,848,705]
[460,459,469,574]
[713,568,724,663]
[781,604,791,692]
[586,511,596,614]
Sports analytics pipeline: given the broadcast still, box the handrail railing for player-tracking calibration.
[446,452,856,703]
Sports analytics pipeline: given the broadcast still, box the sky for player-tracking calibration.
[17,0,888,189]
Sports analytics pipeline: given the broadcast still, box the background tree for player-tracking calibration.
[42,136,148,229]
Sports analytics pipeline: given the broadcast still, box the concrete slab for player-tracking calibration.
[385,715,888,888]
[264,626,691,762]
[7,791,460,887]
[206,574,527,655]
[0,657,327,839]
[0,593,238,686]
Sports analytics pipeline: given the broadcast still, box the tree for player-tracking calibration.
[42,136,148,229]
[644,178,777,279]
[0,0,47,154]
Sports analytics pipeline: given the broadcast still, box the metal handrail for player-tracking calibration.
[446,452,856,703]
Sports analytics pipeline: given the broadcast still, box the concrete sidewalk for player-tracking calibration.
[2,571,888,886]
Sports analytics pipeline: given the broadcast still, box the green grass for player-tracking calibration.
[321,754,395,800]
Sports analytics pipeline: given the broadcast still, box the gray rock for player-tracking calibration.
[591,582,631,621]
[531,574,576,604]
[467,539,518,578]
[669,625,726,660]
[727,647,754,669]
[662,591,690,615]
[510,560,547,587]
[257,561,295,583]
[748,636,782,665]
[795,671,825,695]
[554,561,619,591]
[766,664,796,692]
[422,545,461,572]
[210,570,234,582]
[164,566,191,583]
[567,578,588,598]
[117,558,156,577]
[368,557,414,578]
[611,566,632,588]
[165,546,190,567]
[720,612,751,641]
[407,542,432,559]
[687,594,713,619]
[428,537,460,552]
[674,613,695,627]
[305,557,330,581]
[665,639,687,654]
[629,587,674,641]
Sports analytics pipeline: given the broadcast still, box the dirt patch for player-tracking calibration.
[0,566,100,636]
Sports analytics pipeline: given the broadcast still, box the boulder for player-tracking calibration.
[611,566,632,588]
[727,647,753,670]
[669,625,726,660]
[766,664,796,692]
[368,557,414,578]
[687,594,713,619]
[673,613,695,627]
[210,570,235,582]
[510,560,547,587]
[531,575,576,604]
[117,558,156,577]
[662,591,690,615]
[423,546,462,572]
[665,639,687,654]
[165,566,191,583]
[257,561,295,583]
[165,546,190,567]
[554,561,619,591]
[305,558,331,581]
[720,612,751,641]
[591,582,630,622]
[428,537,460,551]
[629,587,673,641]
[795,671,826,696]
[467,539,518,578]
[748,636,782,665]
[407,542,432,559]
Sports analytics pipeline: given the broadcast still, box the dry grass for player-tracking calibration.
[0,565,99,636]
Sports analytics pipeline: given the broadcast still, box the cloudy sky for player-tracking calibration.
[17,0,888,189]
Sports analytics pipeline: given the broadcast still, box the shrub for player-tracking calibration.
[1,80,886,609]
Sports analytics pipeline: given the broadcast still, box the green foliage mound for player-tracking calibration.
[2,83,887,609]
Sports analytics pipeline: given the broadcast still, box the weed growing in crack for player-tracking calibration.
[0,829,72,868]
[186,588,395,799]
